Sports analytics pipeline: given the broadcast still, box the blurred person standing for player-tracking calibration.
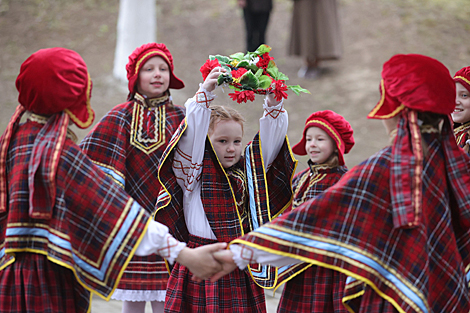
[290,0,342,79]
[238,0,273,52]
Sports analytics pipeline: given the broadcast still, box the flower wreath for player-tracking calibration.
[199,44,310,104]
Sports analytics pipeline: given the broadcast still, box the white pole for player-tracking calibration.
[113,0,157,83]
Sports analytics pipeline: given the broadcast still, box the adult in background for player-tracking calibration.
[290,0,342,79]
[238,0,272,52]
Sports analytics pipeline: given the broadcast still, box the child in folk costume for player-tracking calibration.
[155,65,296,312]
[80,43,185,312]
[274,110,354,312]
[213,54,470,312]
[0,47,227,313]
[452,66,470,153]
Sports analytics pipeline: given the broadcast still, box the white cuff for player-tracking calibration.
[194,84,217,108]
[229,244,256,270]
[263,98,285,119]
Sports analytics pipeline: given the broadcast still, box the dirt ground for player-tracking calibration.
[0,0,469,311]
[1,0,469,170]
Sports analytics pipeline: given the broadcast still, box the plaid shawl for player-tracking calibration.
[80,92,184,292]
[156,118,296,288]
[276,162,347,289]
[454,122,470,154]
[80,92,185,212]
[232,117,470,313]
[0,120,150,299]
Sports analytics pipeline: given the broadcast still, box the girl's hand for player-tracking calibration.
[266,92,281,107]
[176,242,227,280]
[209,249,238,282]
[202,67,226,93]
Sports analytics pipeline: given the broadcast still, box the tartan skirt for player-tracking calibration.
[0,253,90,313]
[113,254,168,301]
[164,234,267,313]
[277,265,348,313]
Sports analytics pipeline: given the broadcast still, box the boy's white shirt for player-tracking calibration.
[134,87,288,262]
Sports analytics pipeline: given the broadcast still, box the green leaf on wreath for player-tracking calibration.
[214,55,232,64]
[237,60,250,68]
[230,52,245,60]
[267,66,288,81]
[217,73,233,86]
[254,68,264,78]
[287,85,311,95]
[255,44,272,55]
[258,75,273,89]
[239,71,259,90]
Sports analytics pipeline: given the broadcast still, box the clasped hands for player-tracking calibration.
[175,242,239,283]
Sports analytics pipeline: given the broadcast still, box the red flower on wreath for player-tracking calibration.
[273,80,288,101]
[231,67,248,79]
[200,59,221,80]
[229,90,256,103]
[256,53,273,69]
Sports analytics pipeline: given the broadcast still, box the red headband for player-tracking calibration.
[292,110,354,166]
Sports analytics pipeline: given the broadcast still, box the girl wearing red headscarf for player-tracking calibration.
[452,66,470,153]
[271,110,354,312]
[0,47,226,313]
[212,54,470,313]
[80,43,186,313]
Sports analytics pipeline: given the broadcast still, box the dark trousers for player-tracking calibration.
[243,9,271,52]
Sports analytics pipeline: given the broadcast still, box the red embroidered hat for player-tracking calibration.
[15,47,95,129]
[454,66,470,93]
[368,54,455,119]
[126,42,184,95]
[292,110,355,166]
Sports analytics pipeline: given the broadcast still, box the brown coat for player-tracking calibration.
[289,0,342,61]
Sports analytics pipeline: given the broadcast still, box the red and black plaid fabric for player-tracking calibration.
[156,122,295,243]
[201,146,248,242]
[276,162,348,312]
[0,253,90,313]
[291,162,348,210]
[454,121,470,153]
[80,92,184,292]
[233,117,470,313]
[0,120,150,300]
[156,121,296,290]
[164,234,266,313]
[277,265,348,313]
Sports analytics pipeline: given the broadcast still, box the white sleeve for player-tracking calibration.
[259,98,288,171]
[229,243,300,270]
[134,220,187,265]
[173,86,215,196]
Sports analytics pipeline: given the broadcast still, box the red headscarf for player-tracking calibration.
[367,54,455,119]
[454,66,470,93]
[126,42,184,97]
[367,54,456,229]
[292,110,355,166]
[0,47,94,218]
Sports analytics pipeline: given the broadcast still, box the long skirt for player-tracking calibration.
[289,0,342,61]
[277,265,348,313]
[164,234,266,313]
[0,253,90,313]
